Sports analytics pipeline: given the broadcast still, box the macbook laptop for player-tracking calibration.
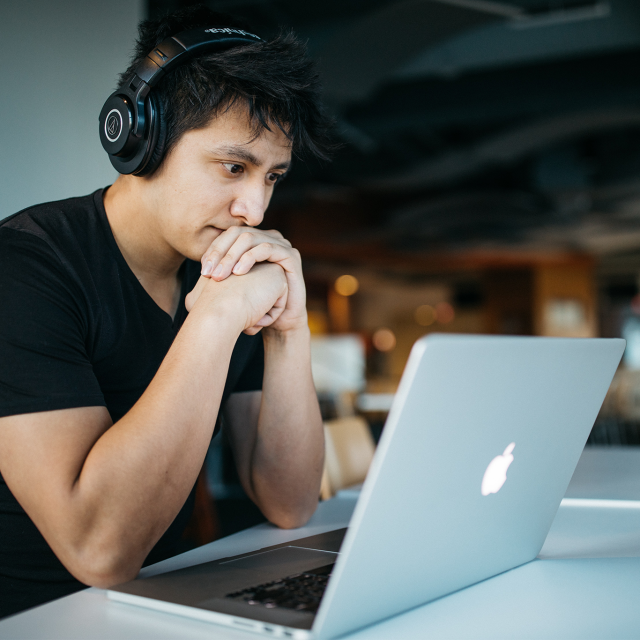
[108,335,625,639]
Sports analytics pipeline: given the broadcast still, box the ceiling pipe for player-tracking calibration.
[433,0,612,26]
[429,0,524,18]
[511,2,611,29]
[361,107,640,193]
[317,0,502,104]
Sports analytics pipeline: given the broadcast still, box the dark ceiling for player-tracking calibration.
[148,0,640,264]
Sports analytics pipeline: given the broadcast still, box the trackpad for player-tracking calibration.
[221,546,338,573]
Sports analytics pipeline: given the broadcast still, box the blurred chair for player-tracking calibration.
[311,335,366,423]
[321,416,376,500]
[587,369,640,445]
[181,466,220,547]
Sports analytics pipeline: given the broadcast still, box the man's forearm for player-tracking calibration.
[250,327,324,528]
[66,296,244,585]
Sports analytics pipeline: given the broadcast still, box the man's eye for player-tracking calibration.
[222,163,243,174]
[268,173,284,184]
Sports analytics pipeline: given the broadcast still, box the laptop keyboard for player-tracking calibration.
[225,563,335,614]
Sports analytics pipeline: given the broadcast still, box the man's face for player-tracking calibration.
[146,105,292,262]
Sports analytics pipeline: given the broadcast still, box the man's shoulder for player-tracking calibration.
[0,189,110,273]
[1,190,104,242]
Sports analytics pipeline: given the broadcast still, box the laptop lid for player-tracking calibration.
[312,335,624,639]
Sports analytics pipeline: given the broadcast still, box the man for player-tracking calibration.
[0,7,332,618]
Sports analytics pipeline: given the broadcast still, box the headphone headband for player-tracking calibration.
[99,26,262,176]
[136,27,262,88]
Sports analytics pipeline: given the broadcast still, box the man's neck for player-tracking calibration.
[103,176,185,318]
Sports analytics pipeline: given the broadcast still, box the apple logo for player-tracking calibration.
[481,443,515,496]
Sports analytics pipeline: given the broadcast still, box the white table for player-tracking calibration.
[2,447,640,639]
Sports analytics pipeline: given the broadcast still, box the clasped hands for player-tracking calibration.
[185,227,306,336]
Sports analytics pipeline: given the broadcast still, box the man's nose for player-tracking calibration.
[230,183,266,227]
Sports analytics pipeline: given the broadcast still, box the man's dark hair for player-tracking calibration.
[118,6,334,172]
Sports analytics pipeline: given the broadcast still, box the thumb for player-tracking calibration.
[185,275,209,312]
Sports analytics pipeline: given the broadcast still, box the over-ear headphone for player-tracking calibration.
[99,27,262,176]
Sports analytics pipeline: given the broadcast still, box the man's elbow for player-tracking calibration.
[266,500,319,530]
[65,546,141,589]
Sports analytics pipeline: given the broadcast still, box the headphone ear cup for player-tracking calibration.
[99,93,136,157]
[136,93,167,177]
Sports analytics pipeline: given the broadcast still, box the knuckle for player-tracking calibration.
[238,231,255,245]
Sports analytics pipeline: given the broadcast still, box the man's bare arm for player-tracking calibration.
[224,327,324,529]
[201,226,324,529]
[0,264,286,588]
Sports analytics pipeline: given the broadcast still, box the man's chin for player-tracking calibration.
[181,227,224,263]
[185,249,206,263]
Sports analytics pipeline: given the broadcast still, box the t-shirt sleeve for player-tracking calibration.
[232,333,265,394]
[0,228,105,417]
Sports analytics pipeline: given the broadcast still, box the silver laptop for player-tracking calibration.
[108,335,624,639]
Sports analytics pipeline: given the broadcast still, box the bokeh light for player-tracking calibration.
[436,301,455,324]
[415,304,436,326]
[334,274,359,296]
[372,328,396,352]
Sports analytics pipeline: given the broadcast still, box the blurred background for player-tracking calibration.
[3,0,640,541]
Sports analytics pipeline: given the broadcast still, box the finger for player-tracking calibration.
[243,313,276,336]
[255,314,275,327]
[249,290,287,329]
[201,227,248,276]
[260,290,288,325]
[263,229,291,247]
[231,242,297,276]
[201,228,290,276]
[231,251,257,276]
[273,289,288,315]
[209,232,259,281]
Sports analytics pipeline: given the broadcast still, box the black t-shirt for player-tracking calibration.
[0,189,264,618]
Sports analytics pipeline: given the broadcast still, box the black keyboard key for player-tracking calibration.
[225,564,335,615]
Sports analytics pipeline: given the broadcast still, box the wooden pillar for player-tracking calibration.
[483,269,534,335]
[533,261,597,337]
[328,288,350,333]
